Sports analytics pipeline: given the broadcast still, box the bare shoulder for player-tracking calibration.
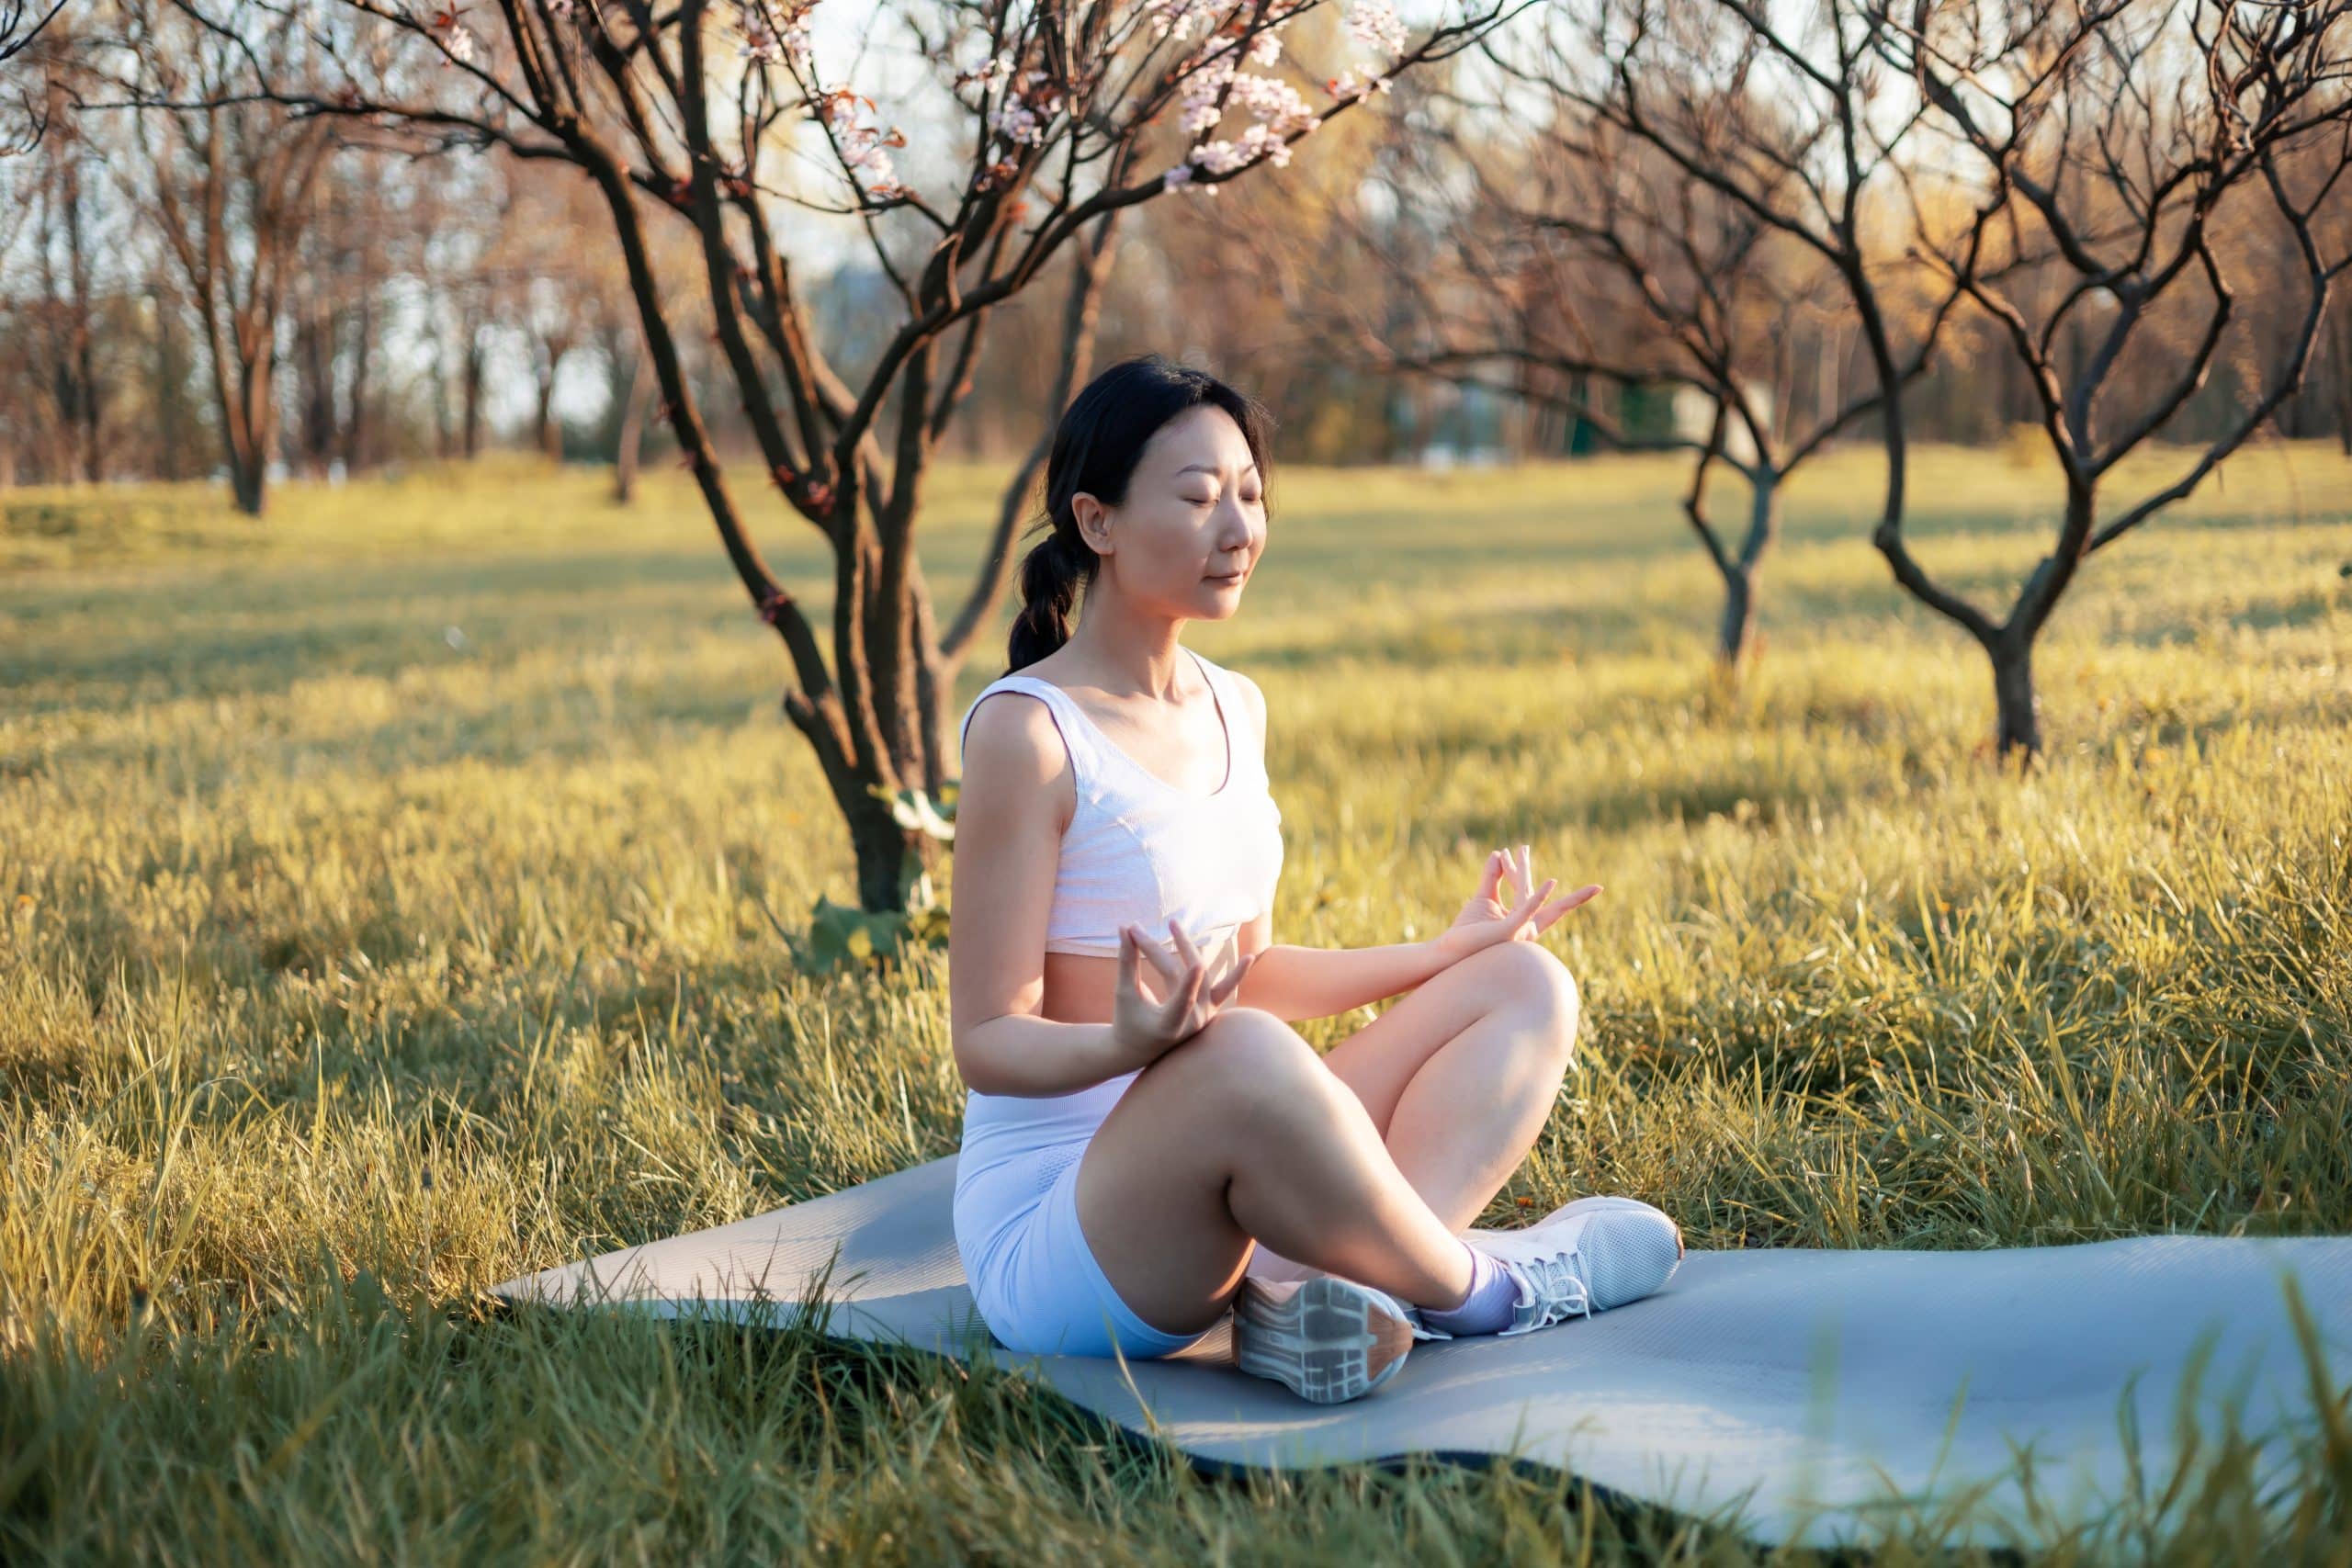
[1226,667,1268,737]
[960,687,1076,824]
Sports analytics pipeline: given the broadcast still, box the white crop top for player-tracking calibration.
[951,649,1284,1209]
[955,647,1283,963]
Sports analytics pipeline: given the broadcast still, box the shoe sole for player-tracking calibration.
[1230,1274,1415,1404]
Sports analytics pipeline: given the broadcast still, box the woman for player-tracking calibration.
[948,355,1683,1404]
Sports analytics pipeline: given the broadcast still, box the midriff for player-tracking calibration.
[1037,923,1251,1024]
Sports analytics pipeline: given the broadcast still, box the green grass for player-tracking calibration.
[4,441,2351,1562]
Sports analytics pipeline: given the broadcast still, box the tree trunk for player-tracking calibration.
[296,303,335,476]
[535,370,560,460]
[1715,467,1780,673]
[344,285,373,473]
[229,448,266,514]
[613,347,650,503]
[461,326,486,460]
[1991,635,2040,760]
[1717,566,1757,671]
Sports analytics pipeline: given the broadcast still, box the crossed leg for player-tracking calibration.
[1071,940,1582,1337]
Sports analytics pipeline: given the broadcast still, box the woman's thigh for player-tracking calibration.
[1068,1008,1348,1337]
[1317,941,1578,1137]
[979,1143,1218,1359]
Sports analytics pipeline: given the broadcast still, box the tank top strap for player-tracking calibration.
[1186,650,1265,786]
[958,672,1102,792]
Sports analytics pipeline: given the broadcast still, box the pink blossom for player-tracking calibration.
[1189,138,1247,175]
[1345,0,1408,61]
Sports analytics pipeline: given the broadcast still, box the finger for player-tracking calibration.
[1128,922,1181,987]
[1476,849,1506,904]
[1209,948,1254,1006]
[1532,886,1602,933]
[1168,919,1204,976]
[1120,926,1168,1006]
[1516,876,1559,930]
[1203,931,1240,995]
[1511,867,1555,915]
[1168,944,1209,1022]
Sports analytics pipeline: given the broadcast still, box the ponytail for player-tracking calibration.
[1008,526,1093,671]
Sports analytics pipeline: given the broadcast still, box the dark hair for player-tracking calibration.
[1006,354,1275,671]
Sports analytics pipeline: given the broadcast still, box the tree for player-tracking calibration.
[1325,56,1944,675]
[115,0,337,515]
[10,97,110,482]
[200,0,1531,919]
[1882,0,2352,757]
[0,0,70,151]
[1424,0,1973,679]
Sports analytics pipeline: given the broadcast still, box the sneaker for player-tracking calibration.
[1419,1198,1684,1340]
[1230,1273,1418,1403]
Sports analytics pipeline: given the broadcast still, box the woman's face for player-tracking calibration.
[1076,404,1265,618]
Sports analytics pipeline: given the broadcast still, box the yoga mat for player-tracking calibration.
[492,1155,2352,1550]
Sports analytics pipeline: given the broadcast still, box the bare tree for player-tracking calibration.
[1329,51,1954,675]
[192,0,1530,918]
[1884,0,2352,756]
[113,0,337,515]
[1413,0,1975,680]
[0,0,70,151]
[10,101,109,481]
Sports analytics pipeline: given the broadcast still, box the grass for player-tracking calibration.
[3,439,2350,1562]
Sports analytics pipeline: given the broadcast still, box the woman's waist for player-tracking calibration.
[1042,915,1247,959]
[958,1072,1137,1162]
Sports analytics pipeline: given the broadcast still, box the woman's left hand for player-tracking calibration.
[1430,843,1600,967]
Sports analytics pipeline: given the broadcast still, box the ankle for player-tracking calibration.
[1431,1238,1480,1313]
[1420,1240,1519,1336]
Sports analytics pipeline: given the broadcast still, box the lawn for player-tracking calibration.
[4,442,2349,1562]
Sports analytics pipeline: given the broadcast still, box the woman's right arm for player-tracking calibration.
[948,691,1133,1098]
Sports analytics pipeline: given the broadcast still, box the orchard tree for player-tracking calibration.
[1885,0,2352,757]
[1,0,69,150]
[179,0,1528,924]
[1332,62,1947,676]
[114,0,337,515]
[1374,0,1973,681]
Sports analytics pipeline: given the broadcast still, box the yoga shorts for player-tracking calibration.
[956,1136,1215,1360]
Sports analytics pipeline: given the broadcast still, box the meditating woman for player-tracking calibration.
[947,354,1684,1404]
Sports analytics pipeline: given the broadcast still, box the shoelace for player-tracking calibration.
[1515,1247,1595,1326]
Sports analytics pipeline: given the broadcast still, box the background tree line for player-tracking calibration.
[1,0,2347,925]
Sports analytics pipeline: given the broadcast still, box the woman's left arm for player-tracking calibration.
[1232,931,1453,1022]
[1233,845,1601,1022]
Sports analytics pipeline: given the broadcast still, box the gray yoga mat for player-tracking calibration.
[492,1154,2352,1550]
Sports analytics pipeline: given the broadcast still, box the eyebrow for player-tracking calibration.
[1177,463,1260,477]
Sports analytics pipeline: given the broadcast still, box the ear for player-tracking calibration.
[1072,492,1113,551]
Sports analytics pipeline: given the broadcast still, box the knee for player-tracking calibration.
[1160,1007,1343,1120]
[1463,941,1580,1062]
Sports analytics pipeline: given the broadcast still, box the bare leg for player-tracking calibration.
[1070,1007,1477,1337]
[1326,941,1581,1229]
[1242,942,1580,1281]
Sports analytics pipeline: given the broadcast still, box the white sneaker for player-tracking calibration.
[1419,1196,1684,1340]
[1230,1274,1419,1403]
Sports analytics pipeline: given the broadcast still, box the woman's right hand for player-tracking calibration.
[1109,919,1256,1072]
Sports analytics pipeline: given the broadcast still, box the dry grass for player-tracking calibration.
[4,441,2349,1562]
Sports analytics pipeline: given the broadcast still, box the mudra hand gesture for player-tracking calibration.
[1110,919,1255,1073]
[1430,842,1600,967]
